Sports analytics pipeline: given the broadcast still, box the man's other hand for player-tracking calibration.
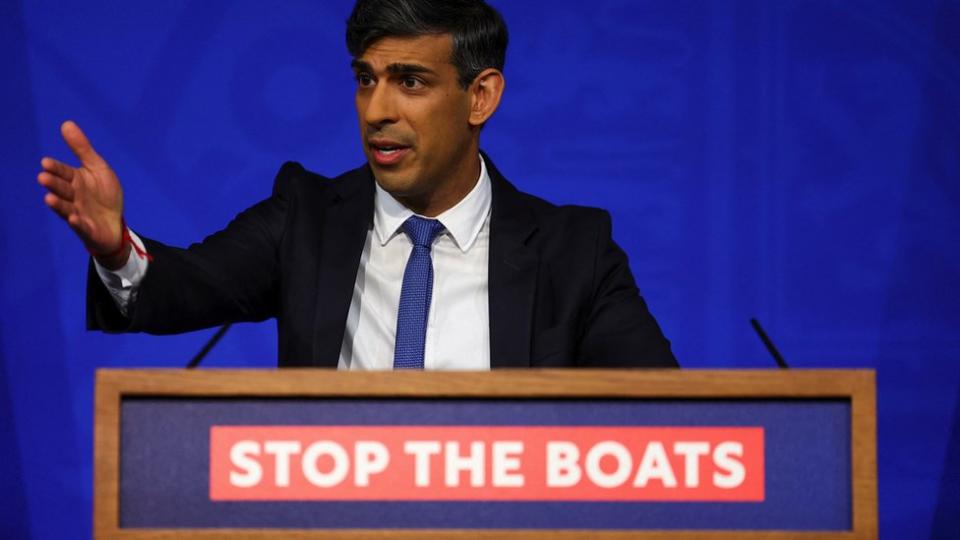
[38,121,128,269]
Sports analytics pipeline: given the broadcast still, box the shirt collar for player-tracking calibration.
[374,155,492,253]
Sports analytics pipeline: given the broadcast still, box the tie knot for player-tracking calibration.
[402,216,445,248]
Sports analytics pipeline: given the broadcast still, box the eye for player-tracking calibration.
[400,76,424,90]
[356,73,375,87]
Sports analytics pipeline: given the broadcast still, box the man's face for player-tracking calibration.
[352,34,475,208]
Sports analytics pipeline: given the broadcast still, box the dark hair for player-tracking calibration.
[346,0,508,89]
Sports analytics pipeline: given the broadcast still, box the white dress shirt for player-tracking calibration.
[338,158,491,370]
[96,157,492,370]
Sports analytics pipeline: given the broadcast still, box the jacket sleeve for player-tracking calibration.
[86,162,303,334]
[577,211,678,367]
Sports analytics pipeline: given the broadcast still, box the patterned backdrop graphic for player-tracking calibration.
[1,0,958,538]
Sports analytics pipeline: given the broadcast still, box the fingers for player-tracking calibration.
[60,120,106,169]
[40,156,75,182]
[43,191,75,221]
[37,171,76,202]
[43,192,94,240]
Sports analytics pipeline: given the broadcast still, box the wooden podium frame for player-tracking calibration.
[94,369,877,539]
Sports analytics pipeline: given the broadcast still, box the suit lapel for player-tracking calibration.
[311,167,375,367]
[486,157,539,368]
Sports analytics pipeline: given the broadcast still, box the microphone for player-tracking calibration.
[750,318,789,369]
[186,323,232,369]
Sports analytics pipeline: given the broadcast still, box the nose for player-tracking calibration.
[361,83,398,128]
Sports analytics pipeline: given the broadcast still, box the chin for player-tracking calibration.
[371,169,418,196]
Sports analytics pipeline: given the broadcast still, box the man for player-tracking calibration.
[36,0,676,369]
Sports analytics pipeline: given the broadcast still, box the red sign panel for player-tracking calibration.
[210,426,764,501]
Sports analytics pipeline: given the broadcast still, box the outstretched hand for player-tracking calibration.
[38,121,128,267]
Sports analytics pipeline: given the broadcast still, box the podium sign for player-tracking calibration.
[94,369,876,538]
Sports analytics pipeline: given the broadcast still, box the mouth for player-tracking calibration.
[368,139,412,166]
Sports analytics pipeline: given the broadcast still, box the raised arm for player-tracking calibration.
[37,121,128,269]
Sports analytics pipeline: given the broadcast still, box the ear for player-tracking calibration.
[468,68,505,127]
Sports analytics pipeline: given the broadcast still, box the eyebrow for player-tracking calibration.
[350,59,437,76]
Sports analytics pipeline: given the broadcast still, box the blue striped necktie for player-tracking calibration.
[393,216,445,369]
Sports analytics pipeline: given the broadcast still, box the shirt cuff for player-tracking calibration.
[94,229,149,315]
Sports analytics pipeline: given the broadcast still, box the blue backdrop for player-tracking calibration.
[2,0,957,538]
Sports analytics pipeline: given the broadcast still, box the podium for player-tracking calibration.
[94,369,877,538]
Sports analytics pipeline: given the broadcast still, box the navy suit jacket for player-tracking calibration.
[87,155,677,368]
